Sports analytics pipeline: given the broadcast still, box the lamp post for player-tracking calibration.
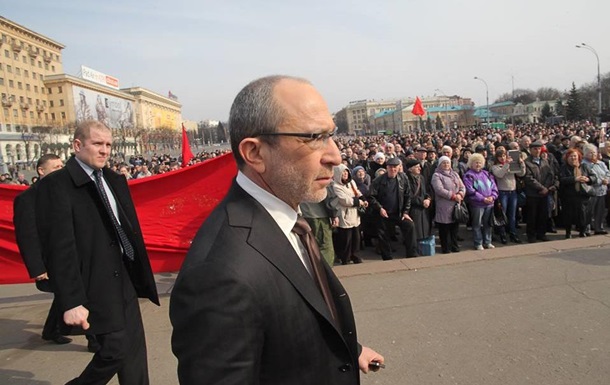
[576,43,602,125]
[435,88,450,131]
[474,77,489,127]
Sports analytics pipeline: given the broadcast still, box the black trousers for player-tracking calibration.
[438,222,459,253]
[587,196,607,232]
[525,196,548,240]
[376,215,417,258]
[67,269,149,385]
[332,226,361,263]
[41,297,61,339]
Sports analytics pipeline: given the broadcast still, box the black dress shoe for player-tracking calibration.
[565,233,572,239]
[42,334,72,344]
[450,246,460,253]
[350,256,363,264]
[500,234,507,244]
[594,230,608,235]
[579,232,588,238]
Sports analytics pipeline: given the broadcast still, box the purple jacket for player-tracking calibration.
[463,169,499,208]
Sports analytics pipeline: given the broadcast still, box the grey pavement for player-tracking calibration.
[1,234,609,384]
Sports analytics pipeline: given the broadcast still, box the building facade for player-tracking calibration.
[0,16,183,173]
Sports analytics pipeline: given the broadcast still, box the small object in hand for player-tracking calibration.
[369,361,385,369]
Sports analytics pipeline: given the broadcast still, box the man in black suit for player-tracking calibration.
[170,75,384,384]
[36,120,159,385]
[13,154,69,344]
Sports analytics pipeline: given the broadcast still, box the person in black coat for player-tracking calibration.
[404,158,433,241]
[13,154,70,344]
[559,148,596,238]
[36,120,159,384]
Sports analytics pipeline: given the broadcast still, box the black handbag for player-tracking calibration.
[452,201,469,224]
[490,200,508,227]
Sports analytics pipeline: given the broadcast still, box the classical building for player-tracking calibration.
[345,99,398,134]
[0,16,183,172]
[0,16,65,170]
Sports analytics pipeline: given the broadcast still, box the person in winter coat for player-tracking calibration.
[463,153,499,250]
[559,148,596,238]
[491,147,526,244]
[431,156,466,254]
[404,158,433,242]
[582,143,610,234]
[330,164,368,264]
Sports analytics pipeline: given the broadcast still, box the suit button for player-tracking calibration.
[347,331,353,336]
[114,270,119,277]
[338,363,351,372]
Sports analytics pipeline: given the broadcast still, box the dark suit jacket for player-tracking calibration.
[36,156,159,335]
[523,156,559,197]
[170,182,361,385]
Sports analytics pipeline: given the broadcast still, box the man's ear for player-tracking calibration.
[73,138,82,153]
[239,138,267,174]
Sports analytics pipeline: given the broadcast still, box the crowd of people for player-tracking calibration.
[313,122,610,262]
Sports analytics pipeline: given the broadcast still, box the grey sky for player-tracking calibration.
[4,0,609,122]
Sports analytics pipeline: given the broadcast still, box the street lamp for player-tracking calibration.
[474,77,489,127]
[576,43,602,124]
[435,88,450,131]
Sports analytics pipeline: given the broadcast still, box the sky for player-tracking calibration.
[3,0,609,122]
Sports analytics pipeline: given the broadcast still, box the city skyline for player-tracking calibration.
[4,0,609,122]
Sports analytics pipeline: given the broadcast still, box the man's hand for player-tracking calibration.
[423,198,431,208]
[380,208,389,218]
[331,217,339,227]
[402,213,413,222]
[358,345,385,374]
[35,272,49,281]
[540,187,549,196]
[64,305,90,330]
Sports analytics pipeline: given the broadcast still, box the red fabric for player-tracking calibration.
[0,153,237,284]
[181,124,194,167]
[412,96,426,116]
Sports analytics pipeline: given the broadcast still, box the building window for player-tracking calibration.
[58,86,63,93]
[24,70,28,78]
[18,82,22,90]
[13,109,18,117]
[26,84,30,91]
[27,97,32,104]
[51,112,55,120]
[22,55,26,63]
[6,123,11,132]
[8,79,13,88]
[3,108,7,116]
[0,77,3,86]
[52,65,55,72]
[4,50,8,58]
[13,52,18,60]
[15,67,20,75]
[29,111,34,119]
[38,61,42,68]
[49,100,54,107]
[7,65,11,73]
[47,87,52,94]
[19,96,24,103]
[61,111,66,119]
[30,57,34,65]
[34,85,38,93]
[44,63,49,70]
[32,72,36,79]
[59,99,64,106]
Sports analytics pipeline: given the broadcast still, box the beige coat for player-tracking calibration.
[330,164,361,229]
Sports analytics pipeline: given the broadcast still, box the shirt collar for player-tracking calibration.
[74,156,97,179]
[236,171,298,237]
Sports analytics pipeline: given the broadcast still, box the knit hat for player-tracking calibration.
[438,156,451,165]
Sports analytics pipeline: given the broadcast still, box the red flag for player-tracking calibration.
[181,124,194,167]
[412,96,426,116]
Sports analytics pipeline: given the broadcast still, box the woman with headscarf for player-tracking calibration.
[330,164,368,264]
[431,156,466,253]
[559,148,595,238]
[463,153,499,250]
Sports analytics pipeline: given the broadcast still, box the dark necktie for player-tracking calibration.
[292,216,339,325]
[94,170,135,261]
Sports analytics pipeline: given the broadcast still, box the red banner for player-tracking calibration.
[0,153,237,284]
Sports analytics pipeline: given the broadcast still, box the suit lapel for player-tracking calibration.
[226,183,343,334]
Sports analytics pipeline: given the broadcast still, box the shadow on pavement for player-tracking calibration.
[0,369,51,385]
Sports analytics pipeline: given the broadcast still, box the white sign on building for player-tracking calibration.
[80,65,120,89]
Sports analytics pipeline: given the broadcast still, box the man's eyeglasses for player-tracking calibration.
[255,127,338,149]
